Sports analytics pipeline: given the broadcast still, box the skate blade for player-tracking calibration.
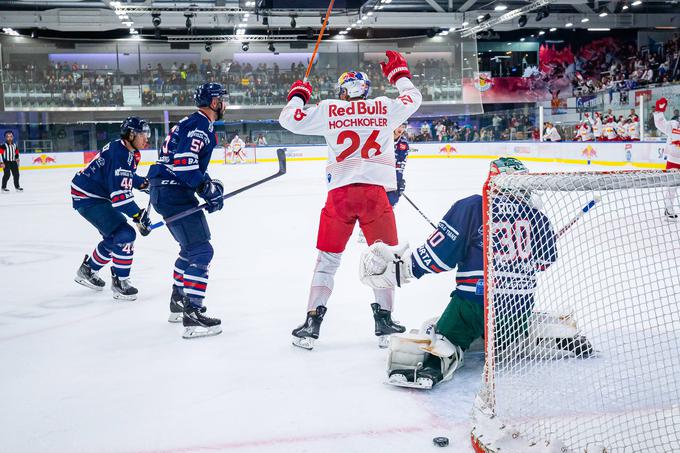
[74,277,104,291]
[168,312,183,323]
[112,291,138,301]
[377,335,390,349]
[386,374,433,390]
[183,325,222,339]
[292,336,315,350]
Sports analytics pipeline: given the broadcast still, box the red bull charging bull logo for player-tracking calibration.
[32,155,57,165]
[439,144,458,155]
[581,145,597,159]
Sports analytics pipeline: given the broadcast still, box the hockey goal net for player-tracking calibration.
[472,170,680,453]
[224,144,257,165]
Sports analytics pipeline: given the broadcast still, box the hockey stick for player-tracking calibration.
[303,0,335,82]
[402,193,437,229]
[149,148,287,230]
[557,195,601,238]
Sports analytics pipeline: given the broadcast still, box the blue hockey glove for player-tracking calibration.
[197,177,224,213]
[397,178,406,195]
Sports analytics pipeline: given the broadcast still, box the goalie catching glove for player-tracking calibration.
[359,242,414,289]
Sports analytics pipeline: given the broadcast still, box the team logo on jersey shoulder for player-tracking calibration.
[294,109,307,121]
[399,143,408,150]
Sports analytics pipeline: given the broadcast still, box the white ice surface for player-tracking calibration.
[0,157,605,453]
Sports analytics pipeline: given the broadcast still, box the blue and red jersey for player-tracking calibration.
[147,111,218,189]
[71,139,145,217]
[410,194,557,306]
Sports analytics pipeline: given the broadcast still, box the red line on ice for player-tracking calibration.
[129,425,430,452]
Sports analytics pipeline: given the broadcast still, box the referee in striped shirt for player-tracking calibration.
[1,130,23,192]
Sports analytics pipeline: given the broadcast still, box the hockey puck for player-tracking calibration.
[433,436,449,447]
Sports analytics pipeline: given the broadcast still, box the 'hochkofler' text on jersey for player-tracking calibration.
[278,77,422,191]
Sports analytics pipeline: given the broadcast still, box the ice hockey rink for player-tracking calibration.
[0,156,626,453]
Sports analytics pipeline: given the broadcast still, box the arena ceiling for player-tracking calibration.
[0,0,677,40]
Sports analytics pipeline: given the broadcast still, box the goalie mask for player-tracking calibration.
[338,71,371,100]
[489,157,529,176]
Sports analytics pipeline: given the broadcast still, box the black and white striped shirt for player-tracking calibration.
[1,143,19,162]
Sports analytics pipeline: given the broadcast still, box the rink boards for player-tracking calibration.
[18,140,669,171]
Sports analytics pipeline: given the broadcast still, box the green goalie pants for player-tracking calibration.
[435,293,485,351]
[435,292,533,352]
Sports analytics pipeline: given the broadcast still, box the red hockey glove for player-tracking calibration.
[380,50,411,85]
[287,80,313,104]
[655,97,668,113]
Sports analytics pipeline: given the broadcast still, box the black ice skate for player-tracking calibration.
[291,306,327,350]
[1,188,9,193]
[15,187,23,192]
[74,255,105,291]
[372,303,406,349]
[665,209,678,221]
[111,269,138,301]
[183,300,222,339]
[168,286,185,323]
[388,363,442,390]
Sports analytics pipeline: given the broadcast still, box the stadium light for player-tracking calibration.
[518,15,528,27]
[462,0,549,38]
[632,0,642,4]
[241,42,249,51]
[565,22,573,27]
[495,4,508,11]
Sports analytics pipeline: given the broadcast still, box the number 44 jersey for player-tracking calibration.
[278,78,422,191]
[71,139,146,217]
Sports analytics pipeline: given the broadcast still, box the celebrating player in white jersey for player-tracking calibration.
[653,97,680,220]
[587,112,603,141]
[279,50,422,350]
[228,134,246,164]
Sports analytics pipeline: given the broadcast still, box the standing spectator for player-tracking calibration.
[543,122,562,142]
[1,130,23,192]
[435,121,446,141]
[420,121,432,140]
[256,133,268,146]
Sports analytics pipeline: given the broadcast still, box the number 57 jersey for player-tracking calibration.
[278,78,422,191]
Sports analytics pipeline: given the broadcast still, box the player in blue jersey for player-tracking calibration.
[358,158,589,389]
[386,122,409,207]
[71,117,152,301]
[148,82,226,339]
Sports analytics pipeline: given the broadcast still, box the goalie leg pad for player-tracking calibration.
[526,311,594,359]
[386,331,464,389]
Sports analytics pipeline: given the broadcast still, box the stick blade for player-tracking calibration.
[277,148,287,174]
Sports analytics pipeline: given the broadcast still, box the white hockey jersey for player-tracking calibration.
[229,136,245,152]
[279,78,422,191]
[628,120,640,140]
[578,123,594,141]
[589,116,603,138]
[603,122,618,140]
[654,111,680,164]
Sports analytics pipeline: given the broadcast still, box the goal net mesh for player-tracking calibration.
[472,170,680,453]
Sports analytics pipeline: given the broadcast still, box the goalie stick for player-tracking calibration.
[557,195,601,238]
[402,193,437,229]
[149,148,287,230]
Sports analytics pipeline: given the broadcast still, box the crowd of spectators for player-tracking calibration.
[407,112,537,142]
[3,62,124,107]
[569,35,680,99]
[138,57,459,106]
